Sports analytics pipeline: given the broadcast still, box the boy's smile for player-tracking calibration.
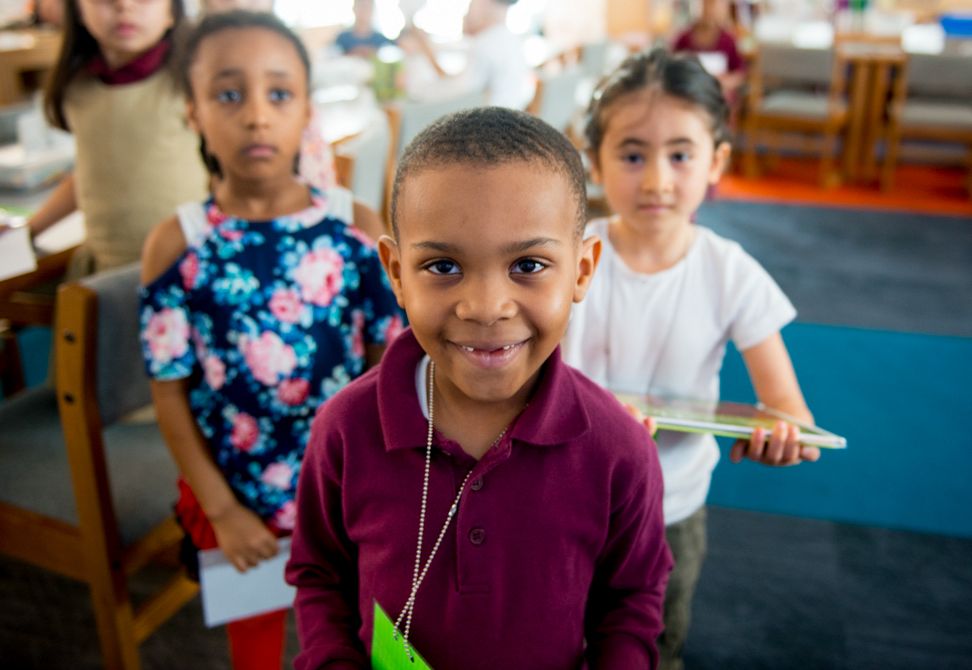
[380,161,598,419]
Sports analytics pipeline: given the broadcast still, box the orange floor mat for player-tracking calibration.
[718,159,972,217]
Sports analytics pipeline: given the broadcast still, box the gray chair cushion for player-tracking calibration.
[758,91,847,120]
[899,101,972,131]
[758,44,834,87]
[0,387,178,545]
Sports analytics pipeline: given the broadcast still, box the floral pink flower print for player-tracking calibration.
[385,314,404,343]
[274,500,297,530]
[277,378,310,406]
[269,288,303,324]
[203,355,226,390]
[260,462,293,490]
[240,331,297,386]
[345,225,376,249]
[179,251,200,290]
[145,308,190,364]
[293,247,344,306]
[351,310,365,359]
[230,412,259,452]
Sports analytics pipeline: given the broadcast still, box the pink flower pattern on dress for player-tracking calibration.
[351,310,365,359]
[145,308,190,364]
[385,314,404,343]
[273,500,297,530]
[203,355,226,390]
[277,378,310,406]
[240,331,297,386]
[179,251,200,290]
[260,462,293,490]
[269,288,303,324]
[230,413,259,452]
[293,247,344,306]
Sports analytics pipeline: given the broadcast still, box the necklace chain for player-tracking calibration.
[393,360,506,660]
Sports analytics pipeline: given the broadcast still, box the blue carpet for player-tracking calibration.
[713,322,972,538]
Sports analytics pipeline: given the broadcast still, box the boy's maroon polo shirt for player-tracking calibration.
[287,328,671,669]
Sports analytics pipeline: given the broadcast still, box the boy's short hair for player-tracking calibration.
[390,107,588,238]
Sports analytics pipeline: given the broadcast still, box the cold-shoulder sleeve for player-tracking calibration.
[139,254,198,380]
[356,243,404,347]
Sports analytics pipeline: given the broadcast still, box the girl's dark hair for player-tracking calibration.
[584,47,730,157]
[179,10,310,98]
[44,0,188,131]
[180,10,311,178]
[391,107,588,237]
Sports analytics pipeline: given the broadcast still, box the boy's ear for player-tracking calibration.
[377,234,406,308]
[572,234,601,303]
[709,141,732,184]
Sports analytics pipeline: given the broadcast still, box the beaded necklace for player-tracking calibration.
[392,360,507,660]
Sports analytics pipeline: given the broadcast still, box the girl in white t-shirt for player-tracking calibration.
[562,48,819,670]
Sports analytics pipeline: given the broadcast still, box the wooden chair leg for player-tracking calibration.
[881,130,900,192]
[742,121,760,179]
[819,130,841,189]
[89,574,142,670]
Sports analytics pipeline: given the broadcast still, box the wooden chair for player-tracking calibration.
[382,89,486,223]
[527,65,586,136]
[742,43,851,187]
[332,108,392,217]
[0,262,195,670]
[881,51,972,199]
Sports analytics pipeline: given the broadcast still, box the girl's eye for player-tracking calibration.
[216,89,242,104]
[511,258,546,275]
[670,151,691,164]
[269,88,293,103]
[621,152,644,166]
[425,259,460,275]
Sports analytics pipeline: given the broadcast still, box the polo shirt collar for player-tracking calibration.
[378,328,591,452]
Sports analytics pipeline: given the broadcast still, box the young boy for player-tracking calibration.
[286,107,672,669]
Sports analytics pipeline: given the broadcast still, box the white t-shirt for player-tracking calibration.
[562,218,796,525]
[463,24,535,109]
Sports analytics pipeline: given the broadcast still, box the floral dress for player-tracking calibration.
[140,187,403,530]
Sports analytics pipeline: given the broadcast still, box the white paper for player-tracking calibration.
[0,222,36,281]
[198,537,295,628]
[32,210,84,257]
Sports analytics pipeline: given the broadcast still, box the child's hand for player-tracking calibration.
[729,421,821,466]
[621,402,658,438]
[210,502,279,573]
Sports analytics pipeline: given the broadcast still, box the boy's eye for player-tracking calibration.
[425,259,460,275]
[511,258,546,275]
[269,88,293,103]
[216,89,242,104]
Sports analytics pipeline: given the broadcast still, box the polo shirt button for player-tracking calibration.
[469,528,486,545]
[470,477,484,491]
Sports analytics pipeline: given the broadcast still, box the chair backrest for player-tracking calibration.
[905,52,972,99]
[61,263,148,427]
[756,43,835,88]
[387,88,488,161]
[530,66,585,133]
[383,88,486,221]
[333,109,391,213]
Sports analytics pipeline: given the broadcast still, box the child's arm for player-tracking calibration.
[26,172,76,237]
[735,332,821,466]
[287,416,368,668]
[142,216,278,572]
[586,438,671,669]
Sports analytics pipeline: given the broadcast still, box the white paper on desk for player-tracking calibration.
[32,210,84,257]
[199,537,295,628]
[0,224,36,281]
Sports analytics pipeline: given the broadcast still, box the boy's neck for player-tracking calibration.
[214,175,311,221]
[431,369,536,461]
[608,217,696,275]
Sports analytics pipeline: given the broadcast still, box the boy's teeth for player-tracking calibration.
[461,345,475,352]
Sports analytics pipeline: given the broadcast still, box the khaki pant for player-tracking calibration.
[658,507,707,670]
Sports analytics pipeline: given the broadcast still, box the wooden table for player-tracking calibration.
[0,28,61,106]
[839,42,907,184]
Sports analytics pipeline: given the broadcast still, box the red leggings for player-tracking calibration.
[176,480,287,670]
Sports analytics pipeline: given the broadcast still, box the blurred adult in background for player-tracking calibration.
[403,0,534,109]
[672,0,745,104]
[201,0,273,13]
[334,0,394,58]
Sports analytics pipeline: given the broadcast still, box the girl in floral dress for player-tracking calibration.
[138,11,402,670]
